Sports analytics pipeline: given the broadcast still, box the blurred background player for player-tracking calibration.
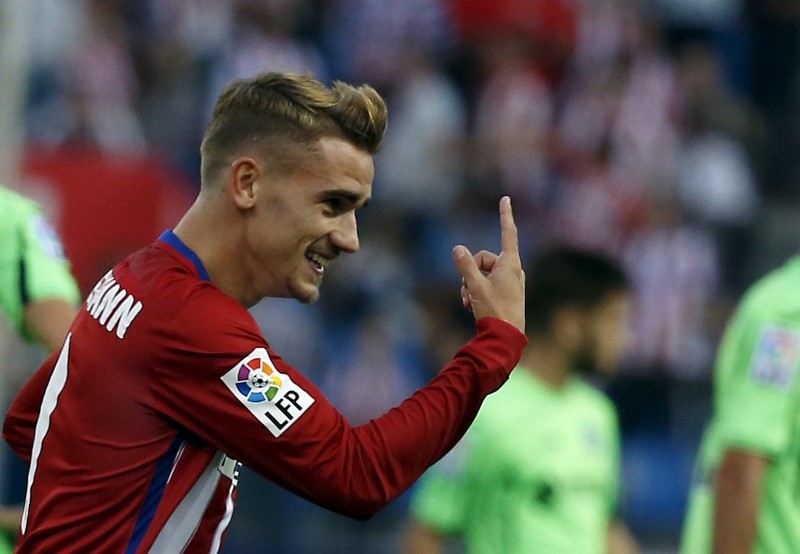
[0,184,80,554]
[681,252,800,553]
[402,245,639,554]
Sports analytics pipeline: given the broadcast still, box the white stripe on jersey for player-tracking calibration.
[147,451,225,553]
[209,480,236,554]
[21,334,72,534]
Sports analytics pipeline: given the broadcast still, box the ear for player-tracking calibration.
[229,157,260,209]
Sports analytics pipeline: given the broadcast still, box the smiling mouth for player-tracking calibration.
[305,251,330,274]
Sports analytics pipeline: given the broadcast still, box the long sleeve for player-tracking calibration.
[2,352,59,464]
[155,315,527,520]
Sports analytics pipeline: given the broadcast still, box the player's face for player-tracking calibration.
[575,292,633,376]
[247,136,374,304]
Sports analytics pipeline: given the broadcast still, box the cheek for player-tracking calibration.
[595,322,628,368]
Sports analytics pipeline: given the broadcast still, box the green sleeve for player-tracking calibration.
[20,210,81,304]
[607,404,622,519]
[0,193,80,340]
[409,437,471,534]
[716,316,800,457]
[0,531,15,554]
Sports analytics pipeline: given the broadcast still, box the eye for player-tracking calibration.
[323,198,345,214]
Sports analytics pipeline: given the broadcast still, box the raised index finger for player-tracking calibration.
[499,196,519,257]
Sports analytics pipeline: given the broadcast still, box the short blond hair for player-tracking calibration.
[200,72,388,188]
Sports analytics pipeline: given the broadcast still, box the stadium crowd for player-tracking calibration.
[4,0,800,552]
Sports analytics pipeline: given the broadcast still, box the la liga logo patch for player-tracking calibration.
[751,326,800,389]
[234,356,282,403]
[222,348,314,437]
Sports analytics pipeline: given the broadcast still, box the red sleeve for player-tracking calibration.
[153,307,526,520]
[286,316,527,518]
[2,351,59,464]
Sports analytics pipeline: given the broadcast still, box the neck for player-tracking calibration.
[173,195,254,307]
[520,335,572,389]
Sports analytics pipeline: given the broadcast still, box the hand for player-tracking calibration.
[452,196,525,332]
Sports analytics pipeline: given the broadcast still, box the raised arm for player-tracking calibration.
[157,197,528,519]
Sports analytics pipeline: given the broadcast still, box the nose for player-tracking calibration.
[331,212,360,254]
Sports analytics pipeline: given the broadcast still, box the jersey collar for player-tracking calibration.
[158,230,210,281]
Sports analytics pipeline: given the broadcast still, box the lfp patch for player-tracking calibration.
[750,326,800,389]
[221,348,314,437]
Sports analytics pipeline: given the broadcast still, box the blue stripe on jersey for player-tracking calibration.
[158,230,210,281]
[125,437,183,554]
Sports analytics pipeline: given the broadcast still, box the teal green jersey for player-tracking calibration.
[681,256,800,554]
[0,531,13,554]
[0,185,80,340]
[410,368,620,554]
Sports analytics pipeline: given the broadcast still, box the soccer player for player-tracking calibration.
[2,71,527,552]
[0,185,81,554]
[0,186,80,351]
[681,254,800,553]
[403,246,639,554]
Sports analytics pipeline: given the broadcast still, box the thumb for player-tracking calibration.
[453,245,483,287]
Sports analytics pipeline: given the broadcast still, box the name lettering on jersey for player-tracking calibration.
[85,270,143,339]
[221,347,315,437]
[750,326,800,389]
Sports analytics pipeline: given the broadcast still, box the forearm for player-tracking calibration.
[0,505,21,535]
[401,520,446,554]
[607,519,638,554]
[259,318,526,519]
[712,449,768,554]
[24,298,77,352]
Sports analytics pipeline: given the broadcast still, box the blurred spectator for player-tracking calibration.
[608,16,679,186]
[375,49,467,218]
[24,0,87,148]
[249,297,328,381]
[322,308,426,426]
[571,0,631,74]
[468,33,555,236]
[210,0,326,90]
[321,0,453,87]
[448,0,578,83]
[547,136,649,259]
[622,191,720,379]
[60,1,146,151]
[674,41,762,293]
[137,0,234,179]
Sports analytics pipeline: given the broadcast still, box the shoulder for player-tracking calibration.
[571,379,618,422]
[737,257,800,321]
[475,369,547,432]
[481,367,535,406]
[94,243,262,349]
[717,258,800,377]
[0,185,39,214]
[0,186,48,244]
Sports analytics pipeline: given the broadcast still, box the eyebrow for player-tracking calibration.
[323,189,371,208]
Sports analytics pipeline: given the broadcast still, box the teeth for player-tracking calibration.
[306,252,328,269]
